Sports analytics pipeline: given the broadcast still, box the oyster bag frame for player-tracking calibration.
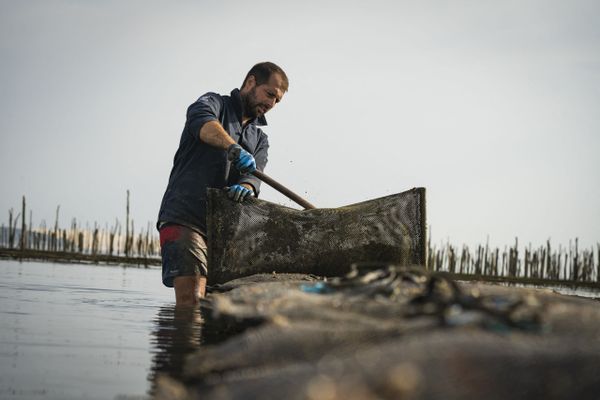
[207,187,426,284]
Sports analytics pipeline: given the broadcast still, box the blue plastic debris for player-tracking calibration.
[300,282,332,294]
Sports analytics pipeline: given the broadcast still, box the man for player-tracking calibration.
[157,62,288,305]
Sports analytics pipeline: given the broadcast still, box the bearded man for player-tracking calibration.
[157,62,288,305]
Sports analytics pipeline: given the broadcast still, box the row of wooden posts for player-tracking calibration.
[427,237,599,283]
[2,195,598,283]
[0,193,159,258]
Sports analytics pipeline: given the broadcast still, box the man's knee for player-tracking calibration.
[174,275,207,305]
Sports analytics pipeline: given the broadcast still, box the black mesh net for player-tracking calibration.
[206,187,426,284]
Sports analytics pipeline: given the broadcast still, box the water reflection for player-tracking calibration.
[148,305,204,392]
[0,260,173,400]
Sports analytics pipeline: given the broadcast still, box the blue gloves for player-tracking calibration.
[226,184,253,203]
[227,144,256,174]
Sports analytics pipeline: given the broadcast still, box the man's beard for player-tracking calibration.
[241,88,262,120]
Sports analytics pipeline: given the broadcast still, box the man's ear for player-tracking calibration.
[243,75,256,91]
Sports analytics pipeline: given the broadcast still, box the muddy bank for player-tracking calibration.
[154,267,600,400]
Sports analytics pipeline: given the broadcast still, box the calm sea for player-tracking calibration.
[0,260,205,400]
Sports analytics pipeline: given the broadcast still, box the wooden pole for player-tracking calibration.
[53,205,60,251]
[19,196,26,250]
[125,190,130,256]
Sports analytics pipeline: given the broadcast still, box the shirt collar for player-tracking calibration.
[231,88,268,127]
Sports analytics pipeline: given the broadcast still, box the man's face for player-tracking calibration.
[241,73,285,120]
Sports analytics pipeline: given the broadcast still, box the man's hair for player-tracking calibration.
[242,62,289,92]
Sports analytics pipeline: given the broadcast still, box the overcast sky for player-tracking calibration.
[1,0,598,249]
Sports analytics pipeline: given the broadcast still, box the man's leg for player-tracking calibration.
[174,275,207,306]
[159,224,209,305]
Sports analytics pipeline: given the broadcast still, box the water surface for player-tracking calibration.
[0,260,191,400]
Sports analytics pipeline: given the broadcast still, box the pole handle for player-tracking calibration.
[252,170,316,210]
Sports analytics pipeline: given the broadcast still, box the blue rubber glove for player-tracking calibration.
[226,184,253,203]
[227,144,256,174]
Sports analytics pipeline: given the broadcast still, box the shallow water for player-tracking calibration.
[0,260,205,400]
[496,281,600,300]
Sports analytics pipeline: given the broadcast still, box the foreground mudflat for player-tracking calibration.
[154,267,600,400]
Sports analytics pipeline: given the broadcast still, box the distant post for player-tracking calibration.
[125,190,130,257]
[19,196,26,251]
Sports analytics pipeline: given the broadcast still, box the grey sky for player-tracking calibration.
[1,0,599,248]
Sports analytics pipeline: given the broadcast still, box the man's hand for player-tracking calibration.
[226,184,253,203]
[227,144,256,174]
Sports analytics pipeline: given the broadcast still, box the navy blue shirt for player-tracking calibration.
[157,89,269,235]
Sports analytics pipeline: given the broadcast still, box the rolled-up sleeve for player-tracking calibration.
[185,92,223,140]
[239,132,269,197]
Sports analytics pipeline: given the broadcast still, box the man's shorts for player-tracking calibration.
[159,223,208,287]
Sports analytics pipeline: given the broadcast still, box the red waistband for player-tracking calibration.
[159,225,184,246]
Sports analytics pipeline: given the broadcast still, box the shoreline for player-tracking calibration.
[0,248,161,267]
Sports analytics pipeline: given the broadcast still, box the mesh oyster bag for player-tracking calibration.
[206,187,426,284]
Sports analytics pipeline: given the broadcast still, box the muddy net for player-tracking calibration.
[206,187,426,284]
[154,266,600,400]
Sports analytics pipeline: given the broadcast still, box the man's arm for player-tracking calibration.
[200,120,256,176]
[199,120,236,150]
